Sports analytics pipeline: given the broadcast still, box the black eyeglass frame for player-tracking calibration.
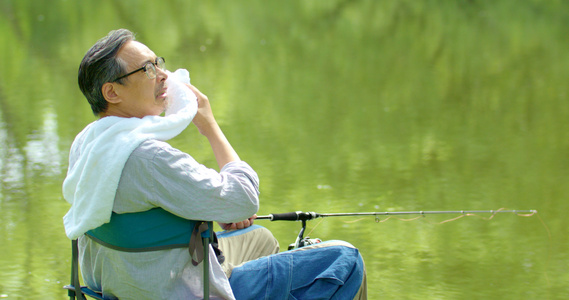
[112,57,166,82]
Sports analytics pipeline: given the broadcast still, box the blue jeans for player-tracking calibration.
[228,241,364,300]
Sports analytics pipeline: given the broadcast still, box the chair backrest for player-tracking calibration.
[63,221,213,300]
[86,207,197,252]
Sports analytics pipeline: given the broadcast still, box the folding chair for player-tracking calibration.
[63,222,213,300]
[62,239,103,300]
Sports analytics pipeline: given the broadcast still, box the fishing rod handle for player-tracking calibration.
[266,211,318,221]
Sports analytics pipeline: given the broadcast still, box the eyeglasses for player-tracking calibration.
[113,57,166,82]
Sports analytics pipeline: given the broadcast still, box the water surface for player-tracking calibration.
[0,1,567,299]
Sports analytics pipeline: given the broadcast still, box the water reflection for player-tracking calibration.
[0,115,25,191]
[23,106,62,177]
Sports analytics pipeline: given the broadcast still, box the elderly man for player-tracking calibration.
[63,29,366,299]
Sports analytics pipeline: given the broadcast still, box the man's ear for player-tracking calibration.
[102,82,121,104]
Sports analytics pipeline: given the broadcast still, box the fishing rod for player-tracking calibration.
[256,210,537,249]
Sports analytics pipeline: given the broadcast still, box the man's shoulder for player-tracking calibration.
[130,139,176,160]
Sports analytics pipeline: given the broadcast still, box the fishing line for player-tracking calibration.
[305,217,325,238]
[534,212,551,239]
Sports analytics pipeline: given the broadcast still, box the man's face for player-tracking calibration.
[111,40,168,118]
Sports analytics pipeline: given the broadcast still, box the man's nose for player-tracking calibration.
[157,67,168,81]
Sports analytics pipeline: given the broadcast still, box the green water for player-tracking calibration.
[0,0,567,299]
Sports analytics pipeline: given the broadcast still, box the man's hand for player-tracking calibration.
[185,84,216,137]
[218,214,257,230]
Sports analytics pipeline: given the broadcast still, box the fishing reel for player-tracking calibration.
[288,237,322,250]
[268,211,323,250]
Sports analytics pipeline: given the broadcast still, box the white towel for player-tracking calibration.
[63,69,198,240]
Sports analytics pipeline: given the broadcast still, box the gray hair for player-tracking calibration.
[78,29,135,115]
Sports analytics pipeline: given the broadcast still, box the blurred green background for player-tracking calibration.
[0,0,567,298]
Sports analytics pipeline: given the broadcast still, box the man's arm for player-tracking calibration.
[186,84,240,169]
[186,84,256,229]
